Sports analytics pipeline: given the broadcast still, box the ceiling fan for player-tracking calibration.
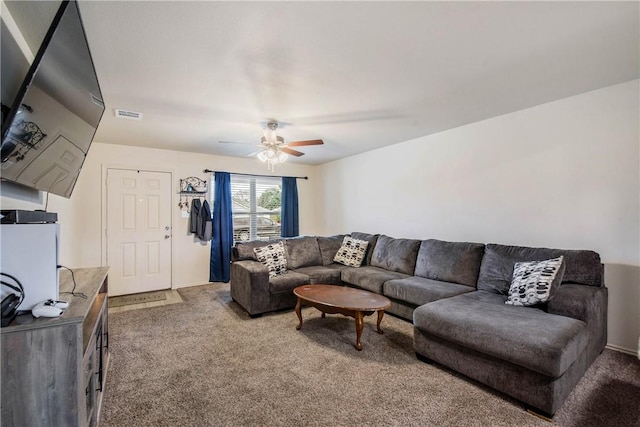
[221,120,324,171]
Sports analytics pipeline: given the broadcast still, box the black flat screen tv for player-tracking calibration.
[1,0,104,198]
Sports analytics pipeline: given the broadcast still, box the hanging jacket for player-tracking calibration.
[189,198,201,234]
[199,200,213,241]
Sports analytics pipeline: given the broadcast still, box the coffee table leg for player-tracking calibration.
[376,310,385,334]
[354,311,364,351]
[295,298,303,330]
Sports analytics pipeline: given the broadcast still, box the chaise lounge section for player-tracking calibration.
[412,244,607,416]
[229,233,607,417]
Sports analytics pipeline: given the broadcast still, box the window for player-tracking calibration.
[211,174,282,242]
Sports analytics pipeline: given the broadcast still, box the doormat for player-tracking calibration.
[109,291,167,308]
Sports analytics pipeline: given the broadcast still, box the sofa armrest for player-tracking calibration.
[547,283,608,360]
[230,260,270,315]
[547,284,606,322]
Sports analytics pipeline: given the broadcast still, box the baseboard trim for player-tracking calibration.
[605,343,637,356]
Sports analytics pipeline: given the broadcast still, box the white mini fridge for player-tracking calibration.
[0,223,59,311]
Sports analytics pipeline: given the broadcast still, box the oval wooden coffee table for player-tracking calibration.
[294,284,392,351]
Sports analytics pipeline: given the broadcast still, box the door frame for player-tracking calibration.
[101,164,175,291]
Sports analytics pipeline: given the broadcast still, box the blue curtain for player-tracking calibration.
[210,172,233,282]
[281,177,299,237]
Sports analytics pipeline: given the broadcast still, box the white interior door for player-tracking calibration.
[106,169,172,296]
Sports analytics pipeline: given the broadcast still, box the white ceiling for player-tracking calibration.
[7,1,640,165]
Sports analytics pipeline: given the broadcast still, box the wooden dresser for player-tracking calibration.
[1,267,110,427]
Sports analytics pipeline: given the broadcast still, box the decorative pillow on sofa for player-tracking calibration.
[253,241,288,278]
[505,256,565,306]
[350,232,378,266]
[333,236,369,267]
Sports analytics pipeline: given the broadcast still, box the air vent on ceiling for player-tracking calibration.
[114,109,142,120]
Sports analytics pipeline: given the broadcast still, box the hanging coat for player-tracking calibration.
[189,198,201,234]
[199,200,213,241]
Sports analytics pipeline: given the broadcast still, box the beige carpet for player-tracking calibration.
[101,283,640,427]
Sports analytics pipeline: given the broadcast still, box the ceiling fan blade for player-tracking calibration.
[286,139,324,147]
[281,147,305,157]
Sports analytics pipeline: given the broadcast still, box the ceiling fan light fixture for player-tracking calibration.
[252,119,323,171]
[227,119,324,171]
[256,145,288,172]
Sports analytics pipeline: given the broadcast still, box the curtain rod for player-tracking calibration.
[203,169,308,180]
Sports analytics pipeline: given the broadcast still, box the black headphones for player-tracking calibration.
[1,272,25,326]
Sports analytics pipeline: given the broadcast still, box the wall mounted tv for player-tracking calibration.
[1,0,104,198]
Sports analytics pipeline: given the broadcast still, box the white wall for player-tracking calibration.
[317,80,640,353]
[2,143,320,288]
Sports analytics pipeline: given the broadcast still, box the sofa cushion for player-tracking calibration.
[414,239,485,287]
[506,256,566,306]
[317,234,348,266]
[413,291,588,378]
[269,270,310,293]
[235,238,283,261]
[341,266,409,294]
[253,241,288,278]
[284,236,322,269]
[333,236,369,267]
[350,232,378,266]
[477,244,602,295]
[370,235,421,275]
[293,265,343,285]
[384,276,475,306]
[324,263,352,271]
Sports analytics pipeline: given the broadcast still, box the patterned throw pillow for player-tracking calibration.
[505,256,565,306]
[333,236,369,267]
[253,241,288,278]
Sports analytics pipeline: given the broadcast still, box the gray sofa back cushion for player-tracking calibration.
[414,239,485,287]
[477,244,603,295]
[350,232,379,266]
[234,239,283,261]
[317,234,348,266]
[285,236,323,269]
[370,235,421,275]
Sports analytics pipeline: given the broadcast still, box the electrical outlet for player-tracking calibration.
[181,211,189,218]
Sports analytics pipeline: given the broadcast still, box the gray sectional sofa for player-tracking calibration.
[229,233,607,417]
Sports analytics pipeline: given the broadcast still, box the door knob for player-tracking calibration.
[165,226,170,230]
[164,234,171,239]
